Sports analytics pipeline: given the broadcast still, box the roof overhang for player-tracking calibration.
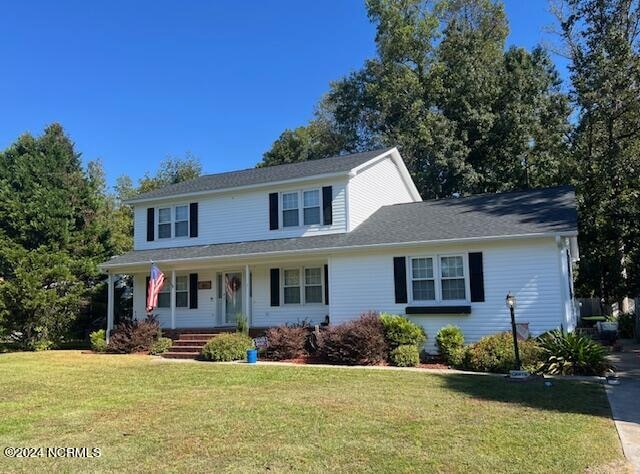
[99,231,577,273]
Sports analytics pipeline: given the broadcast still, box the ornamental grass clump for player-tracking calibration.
[536,330,610,375]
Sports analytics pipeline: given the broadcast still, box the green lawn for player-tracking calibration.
[0,351,626,473]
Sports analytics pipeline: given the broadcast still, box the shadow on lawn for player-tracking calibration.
[434,372,612,418]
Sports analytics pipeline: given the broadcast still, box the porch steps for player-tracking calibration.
[161,332,219,360]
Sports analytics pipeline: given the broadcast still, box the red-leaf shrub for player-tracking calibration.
[264,326,309,360]
[107,316,160,353]
[318,313,388,365]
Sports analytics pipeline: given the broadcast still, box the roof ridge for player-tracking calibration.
[386,185,575,208]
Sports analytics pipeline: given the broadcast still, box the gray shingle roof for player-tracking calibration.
[103,186,577,268]
[127,147,394,202]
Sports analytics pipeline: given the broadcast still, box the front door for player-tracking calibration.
[223,272,243,325]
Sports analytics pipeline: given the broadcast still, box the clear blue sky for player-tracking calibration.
[0,0,565,188]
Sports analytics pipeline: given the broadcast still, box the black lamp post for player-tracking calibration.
[506,292,522,371]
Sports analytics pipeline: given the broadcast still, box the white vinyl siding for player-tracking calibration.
[133,180,347,250]
[329,238,566,351]
[347,155,418,231]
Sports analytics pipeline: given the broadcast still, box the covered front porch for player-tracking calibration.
[104,255,331,337]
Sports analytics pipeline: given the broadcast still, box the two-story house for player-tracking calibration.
[100,147,579,354]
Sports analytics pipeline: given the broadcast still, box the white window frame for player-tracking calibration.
[408,254,470,304]
[282,268,302,305]
[175,274,189,308]
[279,188,324,229]
[280,265,324,305]
[156,274,190,309]
[303,266,324,304]
[410,256,436,302]
[157,204,190,240]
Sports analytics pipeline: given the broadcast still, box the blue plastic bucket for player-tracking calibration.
[246,348,258,364]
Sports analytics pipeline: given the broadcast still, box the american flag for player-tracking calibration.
[146,264,166,313]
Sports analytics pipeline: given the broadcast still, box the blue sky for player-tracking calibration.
[0,1,565,188]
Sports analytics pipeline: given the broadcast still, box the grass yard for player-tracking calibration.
[0,351,626,473]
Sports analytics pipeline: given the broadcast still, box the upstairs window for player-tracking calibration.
[303,190,320,225]
[157,205,189,239]
[440,256,466,300]
[174,205,189,237]
[282,192,299,227]
[158,208,172,239]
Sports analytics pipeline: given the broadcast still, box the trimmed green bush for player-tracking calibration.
[379,313,427,348]
[150,337,173,355]
[461,332,541,374]
[390,344,420,367]
[436,325,464,364]
[536,330,610,375]
[90,329,107,353]
[201,333,255,362]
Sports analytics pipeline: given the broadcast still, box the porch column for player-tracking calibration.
[170,270,176,329]
[106,272,115,343]
[244,264,251,325]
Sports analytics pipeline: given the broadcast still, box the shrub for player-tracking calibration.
[264,326,308,360]
[390,344,420,367]
[379,313,427,348]
[107,317,160,354]
[616,312,635,339]
[201,333,255,362]
[461,332,541,374]
[536,330,611,375]
[436,325,464,364]
[318,313,387,365]
[90,329,107,353]
[150,337,173,355]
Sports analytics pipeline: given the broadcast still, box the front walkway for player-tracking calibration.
[606,340,640,473]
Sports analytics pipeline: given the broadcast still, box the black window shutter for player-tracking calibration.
[269,193,279,230]
[189,203,198,238]
[469,252,485,302]
[322,186,333,225]
[393,257,408,304]
[189,273,198,309]
[270,268,280,306]
[145,276,150,310]
[146,208,155,241]
[324,264,329,305]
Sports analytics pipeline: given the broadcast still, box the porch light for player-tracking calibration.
[505,292,516,309]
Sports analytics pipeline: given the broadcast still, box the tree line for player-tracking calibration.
[0,0,638,348]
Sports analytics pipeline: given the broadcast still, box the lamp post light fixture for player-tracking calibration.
[506,291,522,371]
